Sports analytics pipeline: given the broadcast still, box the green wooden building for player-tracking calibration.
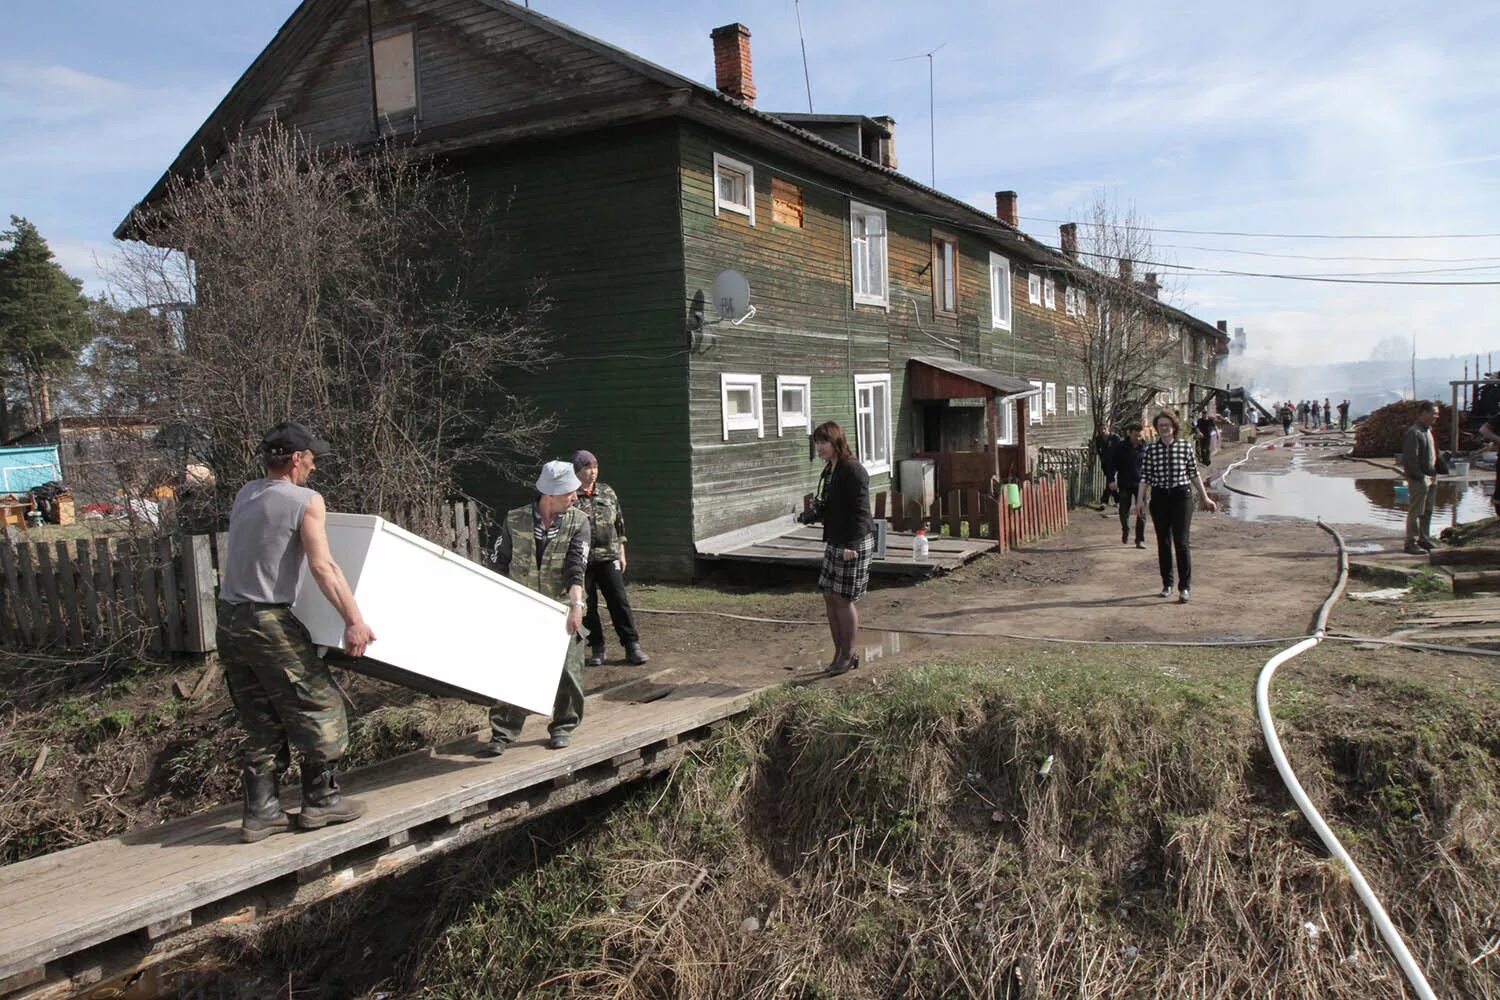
[119,0,1228,578]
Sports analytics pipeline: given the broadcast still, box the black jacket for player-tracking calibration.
[801,459,873,547]
[1108,438,1146,487]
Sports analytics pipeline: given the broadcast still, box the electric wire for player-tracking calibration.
[1019,216,1500,240]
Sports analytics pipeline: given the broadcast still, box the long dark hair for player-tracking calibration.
[812,420,854,463]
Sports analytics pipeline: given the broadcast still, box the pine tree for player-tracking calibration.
[0,216,93,438]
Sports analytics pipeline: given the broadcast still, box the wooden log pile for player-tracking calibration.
[1351,400,1466,457]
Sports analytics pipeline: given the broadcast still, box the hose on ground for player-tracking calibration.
[1255,520,1439,1000]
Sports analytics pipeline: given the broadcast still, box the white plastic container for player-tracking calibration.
[913,529,930,562]
[291,513,568,713]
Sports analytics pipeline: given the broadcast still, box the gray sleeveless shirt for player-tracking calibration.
[219,479,317,604]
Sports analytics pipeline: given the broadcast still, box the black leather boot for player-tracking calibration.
[296,765,366,829]
[625,642,649,665]
[240,768,290,843]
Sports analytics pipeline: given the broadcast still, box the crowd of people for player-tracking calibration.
[1276,398,1351,434]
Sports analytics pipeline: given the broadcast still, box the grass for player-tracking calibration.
[177,641,1500,999]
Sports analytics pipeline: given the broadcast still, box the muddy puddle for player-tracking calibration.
[1222,465,1493,530]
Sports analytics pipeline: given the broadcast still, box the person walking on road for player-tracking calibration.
[218,421,376,843]
[1138,412,1218,604]
[481,460,591,756]
[1279,402,1294,437]
[1400,402,1442,554]
[797,421,874,675]
[572,450,648,667]
[1108,422,1147,547]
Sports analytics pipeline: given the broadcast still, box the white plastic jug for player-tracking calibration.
[913,529,930,562]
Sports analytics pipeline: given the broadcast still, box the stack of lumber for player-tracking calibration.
[1351,400,1466,457]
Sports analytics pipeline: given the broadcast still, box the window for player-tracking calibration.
[776,375,811,435]
[713,154,755,224]
[1043,277,1056,310]
[931,231,958,316]
[1168,323,1180,342]
[1044,381,1057,415]
[720,373,763,439]
[1182,334,1191,364]
[1076,290,1086,318]
[854,374,893,474]
[989,253,1012,330]
[771,178,803,228]
[1028,272,1042,305]
[1064,287,1076,316]
[850,203,889,306]
[372,30,418,125]
[1066,385,1077,414]
[998,399,1017,445]
[1028,379,1043,424]
[1079,386,1090,413]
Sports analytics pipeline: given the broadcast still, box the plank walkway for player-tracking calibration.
[0,674,763,999]
[699,524,992,576]
[1400,597,1500,644]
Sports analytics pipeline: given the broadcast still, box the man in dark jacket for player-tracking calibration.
[572,450,647,666]
[1107,422,1147,547]
[1096,428,1121,507]
[1400,402,1440,554]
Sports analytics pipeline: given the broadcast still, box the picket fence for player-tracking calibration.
[881,474,1070,553]
[0,501,481,656]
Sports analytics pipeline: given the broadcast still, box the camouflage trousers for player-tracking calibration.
[217,601,349,776]
[488,629,587,744]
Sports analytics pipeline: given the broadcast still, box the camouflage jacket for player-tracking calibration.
[576,483,627,563]
[494,504,589,603]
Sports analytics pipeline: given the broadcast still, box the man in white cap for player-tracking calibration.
[479,459,591,756]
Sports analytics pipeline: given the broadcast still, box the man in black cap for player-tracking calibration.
[572,450,648,666]
[217,421,376,842]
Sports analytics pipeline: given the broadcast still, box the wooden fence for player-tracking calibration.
[882,474,1069,553]
[1036,446,1102,509]
[0,501,482,656]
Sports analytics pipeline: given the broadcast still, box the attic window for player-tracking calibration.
[372,30,418,125]
[713,154,755,224]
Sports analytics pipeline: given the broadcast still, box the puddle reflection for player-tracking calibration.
[1223,469,1493,530]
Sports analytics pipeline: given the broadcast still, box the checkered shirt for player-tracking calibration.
[1141,439,1197,489]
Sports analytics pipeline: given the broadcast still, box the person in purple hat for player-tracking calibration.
[571,449,648,666]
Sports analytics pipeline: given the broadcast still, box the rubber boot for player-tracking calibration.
[296,766,366,830]
[240,768,290,843]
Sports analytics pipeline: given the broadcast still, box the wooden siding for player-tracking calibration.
[441,123,693,577]
[251,0,667,151]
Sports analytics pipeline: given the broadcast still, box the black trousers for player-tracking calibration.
[1118,482,1144,542]
[1148,486,1194,590]
[583,559,639,648]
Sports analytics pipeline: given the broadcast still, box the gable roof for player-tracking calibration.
[115,0,1227,343]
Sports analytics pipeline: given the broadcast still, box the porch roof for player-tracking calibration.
[907,357,1037,401]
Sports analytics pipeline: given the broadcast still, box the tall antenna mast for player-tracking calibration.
[894,43,945,187]
[794,0,814,113]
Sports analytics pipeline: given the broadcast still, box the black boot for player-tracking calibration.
[296,765,366,830]
[625,641,650,665]
[585,645,605,667]
[240,768,290,843]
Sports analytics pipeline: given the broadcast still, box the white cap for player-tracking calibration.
[534,460,581,495]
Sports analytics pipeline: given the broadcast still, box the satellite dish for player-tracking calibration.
[711,270,752,322]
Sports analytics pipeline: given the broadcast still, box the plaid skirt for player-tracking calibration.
[818,533,876,600]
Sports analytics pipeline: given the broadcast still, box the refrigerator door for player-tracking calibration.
[291,513,569,714]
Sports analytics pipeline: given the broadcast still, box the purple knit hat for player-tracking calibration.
[570,449,598,471]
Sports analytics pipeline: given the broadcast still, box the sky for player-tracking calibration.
[4,0,1500,368]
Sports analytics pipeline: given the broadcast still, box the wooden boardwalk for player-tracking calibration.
[0,674,763,999]
[698,523,992,576]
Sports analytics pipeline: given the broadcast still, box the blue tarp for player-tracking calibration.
[0,446,62,495]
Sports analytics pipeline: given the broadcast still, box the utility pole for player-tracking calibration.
[794,0,813,113]
[894,44,945,187]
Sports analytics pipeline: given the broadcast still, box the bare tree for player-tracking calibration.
[109,122,554,537]
[1068,193,1180,442]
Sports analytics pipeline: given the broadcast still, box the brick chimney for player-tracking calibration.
[711,23,756,106]
[995,190,1018,227]
[1144,272,1159,299]
[1059,222,1077,260]
[871,115,898,169]
[1216,320,1228,334]
[1119,259,1133,283]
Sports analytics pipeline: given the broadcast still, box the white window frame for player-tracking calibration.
[1182,334,1191,364]
[1076,290,1087,318]
[1079,386,1090,413]
[931,231,958,316]
[989,253,1012,330]
[775,375,812,436]
[720,373,764,440]
[850,202,889,308]
[1044,381,1057,415]
[854,373,893,475]
[998,398,1017,445]
[712,153,755,224]
[1043,277,1056,310]
[1168,322,1180,342]
[1066,385,1077,414]
[1063,287,1074,316]
[1028,272,1042,305]
[1029,379,1044,425]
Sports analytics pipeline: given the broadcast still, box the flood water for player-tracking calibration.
[1222,463,1494,531]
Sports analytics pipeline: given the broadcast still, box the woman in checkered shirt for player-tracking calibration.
[1135,411,1217,603]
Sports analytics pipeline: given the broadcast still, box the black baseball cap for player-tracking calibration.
[260,421,332,457]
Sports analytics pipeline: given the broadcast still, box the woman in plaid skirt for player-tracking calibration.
[797,421,874,674]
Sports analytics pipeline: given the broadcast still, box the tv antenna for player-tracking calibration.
[793,0,814,113]
[894,42,945,187]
